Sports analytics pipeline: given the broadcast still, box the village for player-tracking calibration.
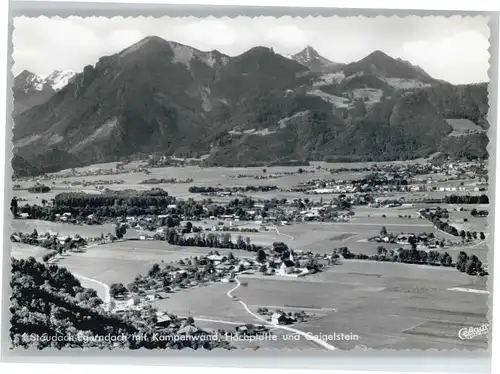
[10,155,490,351]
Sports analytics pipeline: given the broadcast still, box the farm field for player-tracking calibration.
[18,160,436,205]
[13,187,69,205]
[276,220,444,255]
[152,283,254,323]
[49,240,255,286]
[10,160,490,351]
[446,118,484,136]
[11,219,117,238]
[10,242,49,261]
[233,261,488,350]
[446,210,489,234]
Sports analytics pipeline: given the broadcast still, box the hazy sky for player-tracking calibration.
[13,15,490,84]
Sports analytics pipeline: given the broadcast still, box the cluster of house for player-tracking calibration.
[18,211,82,222]
[60,179,125,187]
[110,248,330,317]
[367,200,416,209]
[269,250,331,277]
[256,307,311,325]
[370,232,444,249]
[304,180,479,195]
[305,185,357,194]
[296,159,487,196]
[10,230,89,247]
[121,199,355,234]
[432,159,487,177]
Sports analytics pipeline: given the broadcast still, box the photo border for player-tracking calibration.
[2,2,498,372]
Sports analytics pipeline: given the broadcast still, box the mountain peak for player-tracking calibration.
[291,45,343,73]
[138,35,168,46]
[117,36,230,69]
[16,70,36,79]
[362,50,395,63]
[295,45,323,61]
[14,70,45,91]
[119,35,170,57]
[343,49,436,83]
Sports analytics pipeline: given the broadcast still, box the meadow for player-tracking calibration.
[11,219,117,237]
[53,240,254,285]
[9,160,490,350]
[234,260,488,350]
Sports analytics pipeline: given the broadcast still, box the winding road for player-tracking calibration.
[226,277,336,351]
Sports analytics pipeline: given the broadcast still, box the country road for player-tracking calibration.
[271,225,295,240]
[226,278,336,351]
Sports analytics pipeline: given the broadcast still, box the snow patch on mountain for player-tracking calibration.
[42,70,77,91]
[17,72,45,92]
[17,69,76,93]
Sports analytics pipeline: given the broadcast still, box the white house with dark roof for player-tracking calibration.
[271,312,289,325]
[177,325,200,335]
[279,260,295,275]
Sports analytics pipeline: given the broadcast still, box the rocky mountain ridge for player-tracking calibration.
[12,36,489,176]
[13,69,76,116]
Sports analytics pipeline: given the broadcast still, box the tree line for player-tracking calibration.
[188,185,278,194]
[154,228,264,252]
[334,246,487,276]
[421,208,486,240]
[444,194,489,204]
[28,184,51,193]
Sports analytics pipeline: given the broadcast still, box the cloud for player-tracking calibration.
[105,29,145,52]
[176,19,238,47]
[266,25,310,49]
[400,30,490,84]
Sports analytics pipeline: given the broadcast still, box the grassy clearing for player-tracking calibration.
[235,261,488,349]
[446,119,484,136]
[10,242,49,261]
[11,219,116,237]
[329,233,357,241]
[52,240,256,285]
[446,210,488,233]
[278,221,443,255]
[152,282,253,322]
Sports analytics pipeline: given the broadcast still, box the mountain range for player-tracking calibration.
[13,70,76,116]
[12,36,489,176]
